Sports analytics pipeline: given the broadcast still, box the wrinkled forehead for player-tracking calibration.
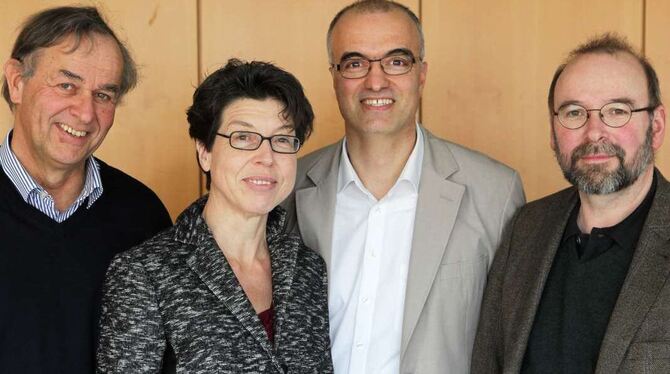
[330,9,421,61]
[554,52,649,106]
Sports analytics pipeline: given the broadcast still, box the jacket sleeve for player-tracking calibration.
[471,208,520,374]
[97,251,166,373]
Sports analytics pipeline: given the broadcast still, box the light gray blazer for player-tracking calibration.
[282,126,525,373]
[472,169,670,374]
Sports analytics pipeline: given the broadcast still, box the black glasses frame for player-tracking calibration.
[553,102,655,129]
[216,131,301,154]
[331,54,417,79]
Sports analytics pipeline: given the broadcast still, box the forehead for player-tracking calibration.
[554,52,648,106]
[220,98,290,129]
[330,10,420,60]
[35,34,123,81]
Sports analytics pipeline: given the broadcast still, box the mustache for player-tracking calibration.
[570,141,625,163]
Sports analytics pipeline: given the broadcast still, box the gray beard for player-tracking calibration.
[553,124,653,195]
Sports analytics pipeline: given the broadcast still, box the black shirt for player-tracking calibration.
[521,174,657,374]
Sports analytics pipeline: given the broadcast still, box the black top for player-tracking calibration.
[522,174,657,374]
[0,159,171,374]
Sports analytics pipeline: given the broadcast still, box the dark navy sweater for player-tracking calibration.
[0,159,172,374]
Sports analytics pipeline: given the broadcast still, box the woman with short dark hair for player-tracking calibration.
[97,59,333,373]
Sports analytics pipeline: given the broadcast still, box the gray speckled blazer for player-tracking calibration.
[96,197,333,373]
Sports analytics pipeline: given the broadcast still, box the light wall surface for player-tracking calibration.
[1,1,667,217]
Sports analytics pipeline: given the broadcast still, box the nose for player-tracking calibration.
[583,110,608,142]
[363,61,390,91]
[70,92,95,124]
[254,138,275,165]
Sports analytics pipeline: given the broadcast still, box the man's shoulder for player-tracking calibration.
[297,141,341,173]
[516,186,576,223]
[95,158,171,225]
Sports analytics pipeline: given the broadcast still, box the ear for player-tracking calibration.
[195,140,212,173]
[418,60,428,92]
[650,104,666,151]
[549,121,558,151]
[4,59,25,105]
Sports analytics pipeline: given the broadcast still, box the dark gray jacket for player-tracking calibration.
[472,170,670,374]
[97,197,333,373]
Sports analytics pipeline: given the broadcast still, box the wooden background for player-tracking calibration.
[1,0,667,218]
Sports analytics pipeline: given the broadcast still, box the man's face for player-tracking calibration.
[5,33,123,177]
[329,10,427,138]
[550,52,665,194]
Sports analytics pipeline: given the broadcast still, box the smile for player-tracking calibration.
[59,123,87,137]
[362,98,394,106]
[244,178,276,185]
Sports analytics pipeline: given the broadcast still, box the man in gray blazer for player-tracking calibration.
[282,1,525,373]
[472,34,669,374]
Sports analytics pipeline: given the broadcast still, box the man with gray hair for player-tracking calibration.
[283,1,525,372]
[0,6,170,373]
[472,34,670,373]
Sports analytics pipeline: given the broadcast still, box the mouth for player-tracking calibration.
[361,98,394,107]
[243,176,277,188]
[58,123,88,138]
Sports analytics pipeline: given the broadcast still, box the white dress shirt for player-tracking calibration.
[330,126,424,374]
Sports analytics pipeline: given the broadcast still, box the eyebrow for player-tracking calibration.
[59,69,120,94]
[557,97,636,109]
[227,121,295,133]
[338,48,414,62]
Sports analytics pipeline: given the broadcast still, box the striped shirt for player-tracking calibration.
[0,130,103,222]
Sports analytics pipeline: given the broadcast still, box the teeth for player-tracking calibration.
[363,98,393,107]
[59,123,87,137]
[247,178,273,185]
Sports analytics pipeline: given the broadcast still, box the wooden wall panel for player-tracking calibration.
[646,0,670,173]
[0,1,199,219]
[199,0,419,157]
[422,0,644,201]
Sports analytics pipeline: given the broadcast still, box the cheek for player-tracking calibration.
[279,157,297,189]
[96,106,117,129]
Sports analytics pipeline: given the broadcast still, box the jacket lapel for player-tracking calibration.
[596,173,670,373]
[295,142,341,273]
[400,129,463,357]
[505,190,578,371]
[185,230,277,360]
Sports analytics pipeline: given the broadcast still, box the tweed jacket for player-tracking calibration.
[97,197,333,374]
[282,126,525,373]
[472,169,670,374]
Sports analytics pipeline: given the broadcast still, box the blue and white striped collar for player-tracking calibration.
[0,130,104,210]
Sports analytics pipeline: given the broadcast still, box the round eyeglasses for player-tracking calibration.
[216,131,301,154]
[331,53,417,79]
[553,102,654,129]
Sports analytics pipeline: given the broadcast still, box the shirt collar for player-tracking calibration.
[0,129,103,208]
[337,123,424,196]
[562,171,657,250]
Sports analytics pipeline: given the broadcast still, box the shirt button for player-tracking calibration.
[356,342,363,348]
[362,296,369,303]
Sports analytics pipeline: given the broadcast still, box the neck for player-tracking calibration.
[577,166,655,232]
[202,194,270,265]
[10,133,86,212]
[344,125,417,200]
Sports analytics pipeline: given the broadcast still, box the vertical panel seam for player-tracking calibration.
[641,0,647,55]
[196,0,204,196]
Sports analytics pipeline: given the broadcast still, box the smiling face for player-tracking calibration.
[329,9,427,139]
[4,33,123,179]
[197,98,297,219]
[550,52,666,194]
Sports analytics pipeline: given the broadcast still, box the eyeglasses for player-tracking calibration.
[331,53,417,79]
[553,102,655,129]
[216,131,301,154]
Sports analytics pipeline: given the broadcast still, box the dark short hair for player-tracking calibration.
[187,59,314,188]
[2,6,137,110]
[327,0,425,62]
[548,33,661,114]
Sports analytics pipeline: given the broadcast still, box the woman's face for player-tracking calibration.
[197,98,297,218]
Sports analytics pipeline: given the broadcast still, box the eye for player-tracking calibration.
[341,59,365,71]
[58,82,75,91]
[388,56,411,66]
[94,92,114,103]
[274,136,291,144]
